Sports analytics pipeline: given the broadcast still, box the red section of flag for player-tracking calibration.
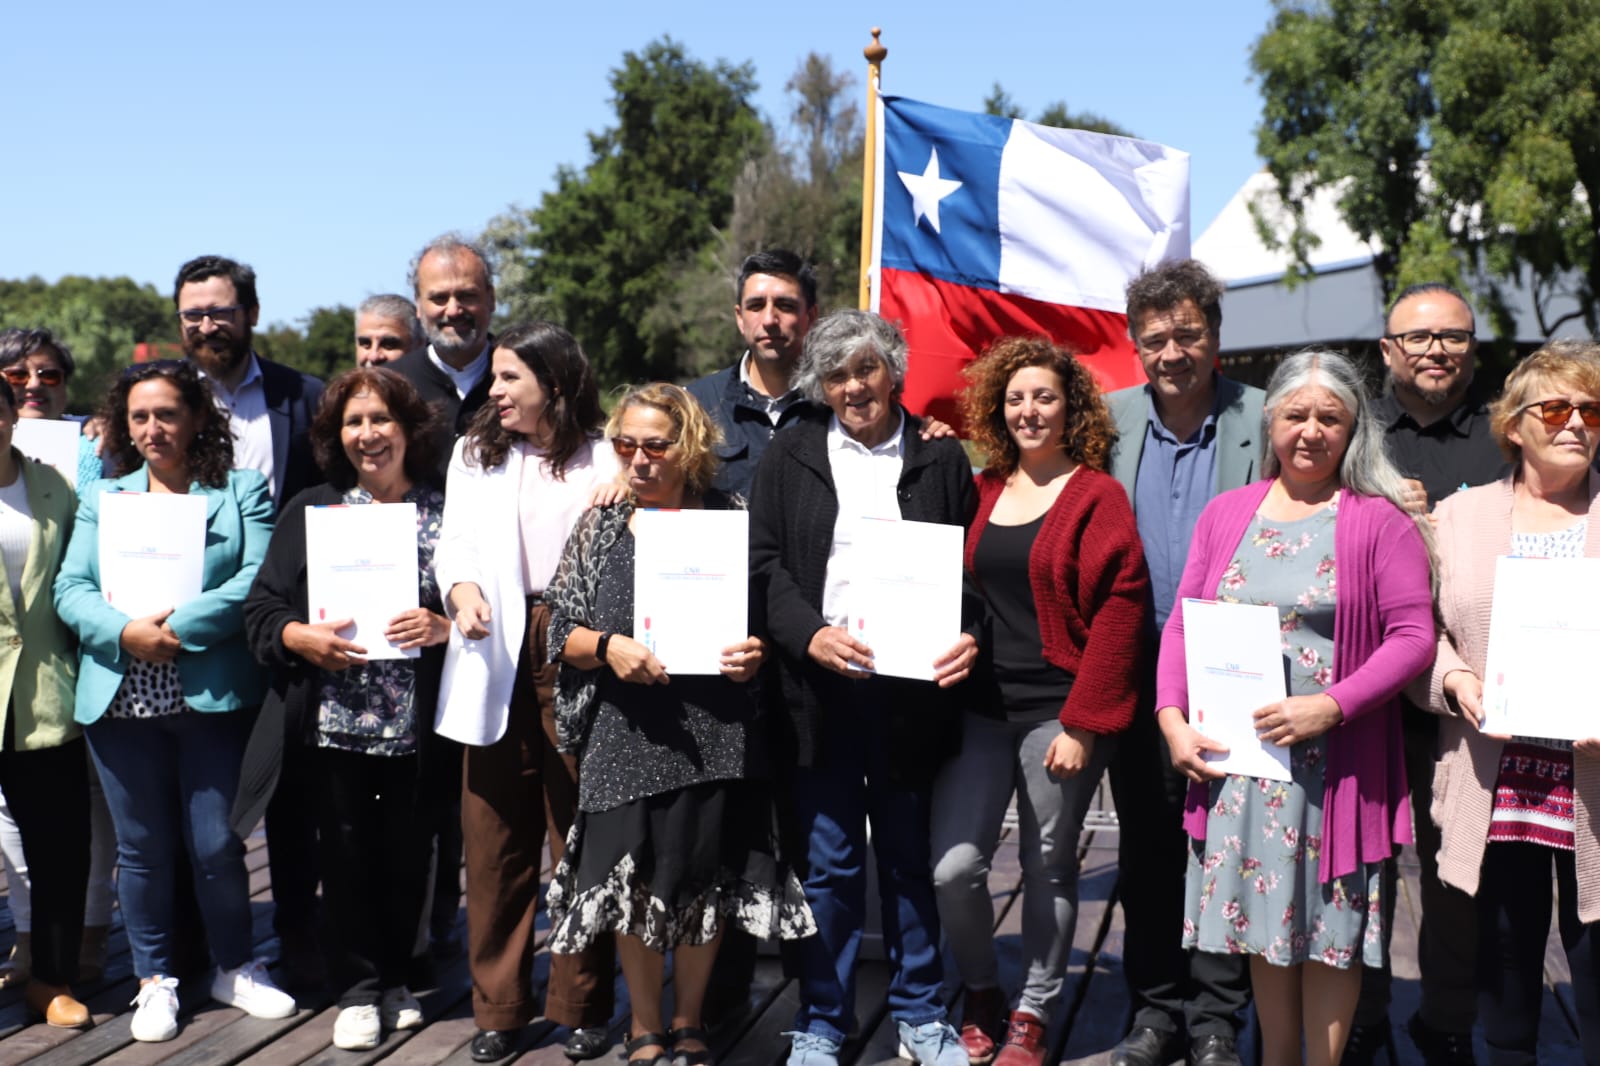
[878,267,1145,427]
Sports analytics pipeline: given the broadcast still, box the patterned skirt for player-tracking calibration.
[1181,736,1386,970]
[546,779,815,953]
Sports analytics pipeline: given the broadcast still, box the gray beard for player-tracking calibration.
[424,323,483,366]
[1395,373,1465,409]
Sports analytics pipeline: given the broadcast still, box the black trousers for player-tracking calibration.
[314,747,430,1007]
[266,738,322,941]
[1476,841,1600,1063]
[1353,710,1479,1034]
[1106,691,1250,1040]
[0,737,89,986]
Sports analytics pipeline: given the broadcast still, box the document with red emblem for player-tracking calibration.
[1181,599,1292,782]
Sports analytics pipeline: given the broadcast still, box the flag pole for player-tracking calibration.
[858,27,887,310]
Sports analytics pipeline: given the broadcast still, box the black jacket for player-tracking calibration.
[687,361,814,498]
[231,484,446,833]
[389,345,492,481]
[748,406,981,788]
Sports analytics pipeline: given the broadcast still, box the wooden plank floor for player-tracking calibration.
[0,783,1582,1064]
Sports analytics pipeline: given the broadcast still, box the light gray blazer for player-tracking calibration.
[1104,375,1267,509]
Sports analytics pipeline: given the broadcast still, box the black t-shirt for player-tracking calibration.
[1373,387,1508,507]
[970,512,1073,723]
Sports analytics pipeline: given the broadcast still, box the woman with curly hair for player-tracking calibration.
[239,367,450,1049]
[929,337,1150,1066]
[54,359,294,1042]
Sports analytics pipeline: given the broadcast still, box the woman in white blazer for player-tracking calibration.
[432,323,621,1065]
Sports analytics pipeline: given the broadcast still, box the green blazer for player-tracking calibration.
[1104,374,1267,506]
[55,467,274,724]
[0,453,78,750]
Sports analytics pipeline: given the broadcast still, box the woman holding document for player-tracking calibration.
[1425,344,1600,1061]
[749,310,979,1066]
[546,382,812,1066]
[240,367,448,1050]
[54,360,293,1043]
[432,321,622,1064]
[1154,349,1434,1066]
[930,337,1149,1066]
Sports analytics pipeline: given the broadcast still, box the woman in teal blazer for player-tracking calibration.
[54,360,295,1043]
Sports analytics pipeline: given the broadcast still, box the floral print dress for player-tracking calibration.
[1182,498,1385,969]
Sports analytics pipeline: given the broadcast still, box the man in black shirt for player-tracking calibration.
[1346,283,1505,1066]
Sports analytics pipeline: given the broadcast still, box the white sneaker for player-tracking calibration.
[381,986,423,1031]
[130,975,180,1042]
[211,959,297,1019]
[334,1004,382,1050]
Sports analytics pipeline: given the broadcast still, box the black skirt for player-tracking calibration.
[546,779,814,953]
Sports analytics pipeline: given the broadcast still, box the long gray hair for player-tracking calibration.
[1261,349,1411,513]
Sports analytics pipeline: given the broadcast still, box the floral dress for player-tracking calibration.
[1182,498,1385,969]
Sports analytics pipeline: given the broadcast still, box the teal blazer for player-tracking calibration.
[54,467,275,724]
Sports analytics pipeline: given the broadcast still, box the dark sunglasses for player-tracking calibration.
[611,436,677,459]
[1523,399,1600,428]
[1,366,65,387]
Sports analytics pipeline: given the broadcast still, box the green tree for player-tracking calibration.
[0,275,177,413]
[488,38,765,385]
[1251,0,1600,338]
[983,83,1135,136]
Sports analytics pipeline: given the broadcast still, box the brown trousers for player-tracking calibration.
[463,599,615,1031]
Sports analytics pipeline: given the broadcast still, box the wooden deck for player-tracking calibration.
[0,785,1585,1065]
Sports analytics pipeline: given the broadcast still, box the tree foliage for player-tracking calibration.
[982,82,1134,137]
[1252,0,1600,337]
[255,305,355,382]
[0,276,177,413]
[487,38,765,385]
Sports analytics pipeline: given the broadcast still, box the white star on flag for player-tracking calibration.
[897,147,963,234]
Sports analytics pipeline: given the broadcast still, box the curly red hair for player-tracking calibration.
[959,336,1116,476]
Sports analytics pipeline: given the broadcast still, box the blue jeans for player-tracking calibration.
[86,710,257,978]
[789,684,946,1043]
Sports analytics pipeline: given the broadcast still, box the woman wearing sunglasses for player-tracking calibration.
[431,322,621,1064]
[545,382,813,1066]
[0,329,117,992]
[1425,343,1600,1061]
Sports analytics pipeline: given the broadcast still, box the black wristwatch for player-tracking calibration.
[596,631,613,665]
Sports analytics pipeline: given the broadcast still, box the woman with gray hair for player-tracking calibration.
[750,309,982,1066]
[1153,349,1436,1066]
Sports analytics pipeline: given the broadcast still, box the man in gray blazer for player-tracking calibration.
[1103,260,1265,1066]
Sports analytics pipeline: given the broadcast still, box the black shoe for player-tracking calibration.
[565,1027,612,1061]
[1188,1034,1241,1066]
[1110,1026,1183,1066]
[1341,1020,1391,1065]
[472,1028,518,1062]
[1406,1013,1476,1066]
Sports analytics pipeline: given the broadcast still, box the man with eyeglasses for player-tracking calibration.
[1344,282,1505,1066]
[171,255,325,507]
[1101,259,1263,1066]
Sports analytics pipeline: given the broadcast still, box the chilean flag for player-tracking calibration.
[872,95,1192,425]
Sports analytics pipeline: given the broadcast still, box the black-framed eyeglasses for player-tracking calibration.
[611,436,677,459]
[176,305,242,325]
[0,366,65,387]
[1383,329,1474,356]
[1522,399,1600,428]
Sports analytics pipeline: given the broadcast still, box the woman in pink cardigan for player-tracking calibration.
[1155,349,1435,1066]
[1426,343,1600,1063]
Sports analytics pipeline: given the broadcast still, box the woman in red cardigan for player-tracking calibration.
[931,337,1150,1066]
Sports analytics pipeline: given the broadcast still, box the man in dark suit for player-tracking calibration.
[386,234,496,455]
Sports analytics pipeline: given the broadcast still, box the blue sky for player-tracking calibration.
[8,1,1274,331]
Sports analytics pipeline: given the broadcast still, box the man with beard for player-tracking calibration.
[1343,283,1504,1066]
[355,294,422,367]
[387,234,495,453]
[168,255,327,995]
[170,256,325,505]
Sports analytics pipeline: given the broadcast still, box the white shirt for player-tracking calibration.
[821,412,905,627]
[428,344,490,400]
[738,351,804,426]
[0,473,30,608]
[207,353,275,497]
[517,437,620,595]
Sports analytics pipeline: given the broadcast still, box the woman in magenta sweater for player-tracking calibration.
[930,337,1149,1066]
[1155,349,1434,1066]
